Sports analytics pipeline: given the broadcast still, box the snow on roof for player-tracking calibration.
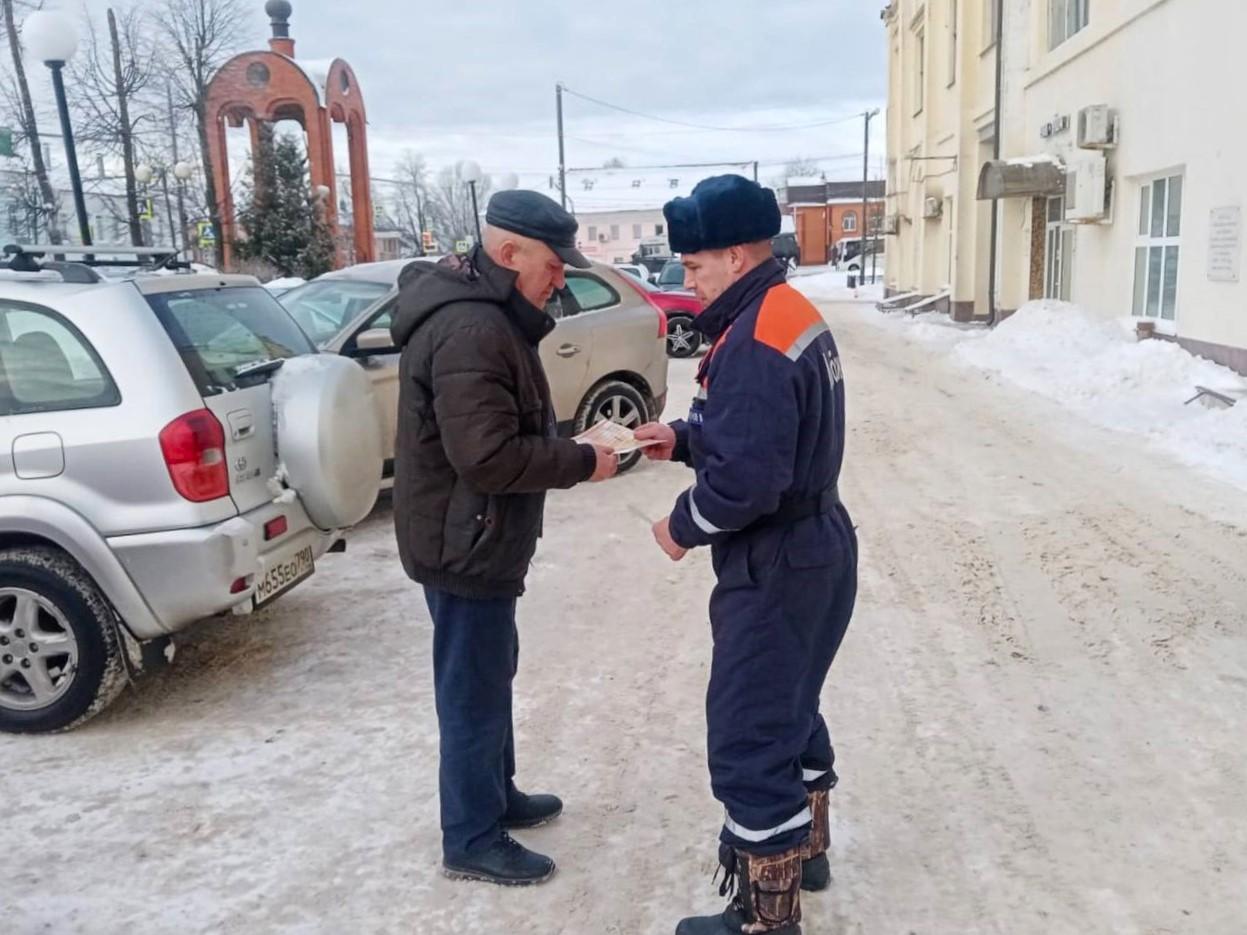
[561,164,754,212]
[786,176,825,187]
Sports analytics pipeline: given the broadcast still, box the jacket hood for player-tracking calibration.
[390,249,519,348]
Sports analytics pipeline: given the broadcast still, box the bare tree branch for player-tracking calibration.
[159,0,248,268]
[1,0,62,242]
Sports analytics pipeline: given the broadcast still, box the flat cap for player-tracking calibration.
[485,190,591,269]
[663,175,782,255]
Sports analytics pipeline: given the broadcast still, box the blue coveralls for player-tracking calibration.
[667,260,858,856]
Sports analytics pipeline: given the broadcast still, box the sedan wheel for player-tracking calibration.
[666,317,701,359]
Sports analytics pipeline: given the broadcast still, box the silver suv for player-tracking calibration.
[0,246,383,733]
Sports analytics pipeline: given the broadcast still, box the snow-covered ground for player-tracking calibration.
[3,299,1246,934]
[789,267,885,303]
[796,287,1247,494]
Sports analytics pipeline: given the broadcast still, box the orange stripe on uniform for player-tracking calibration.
[753,284,826,359]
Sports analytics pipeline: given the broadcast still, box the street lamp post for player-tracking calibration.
[173,162,193,254]
[24,11,90,247]
[138,162,197,253]
[461,160,484,246]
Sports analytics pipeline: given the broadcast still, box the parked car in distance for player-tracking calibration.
[278,256,670,478]
[615,264,651,284]
[619,274,704,358]
[0,245,384,733]
[656,258,687,291]
[631,238,672,278]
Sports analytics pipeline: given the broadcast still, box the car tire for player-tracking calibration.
[0,547,127,734]
[666,316,702,359]
[573,380,652,475]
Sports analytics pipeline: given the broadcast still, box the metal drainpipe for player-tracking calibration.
[986,0,1005,326]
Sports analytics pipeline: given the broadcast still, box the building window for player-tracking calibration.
[1045,196,1074,301]
[632,223,642,239]
[948,0,958,87]
[913,26,926,115]
[983,0,998,50]
[843,211,858,233]
[610,224,620,241]
[1049,0,1089,50]
[1132,174,1182,321]
[655,223,664,236]
[588,225,598,241]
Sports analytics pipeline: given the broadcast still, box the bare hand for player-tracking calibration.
[652,516,688,561]
[589,445,619,482]
[636,422,676,461]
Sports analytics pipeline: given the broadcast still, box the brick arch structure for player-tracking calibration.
[204,2,375,269]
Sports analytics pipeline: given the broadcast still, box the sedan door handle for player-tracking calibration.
[556,344,581,358]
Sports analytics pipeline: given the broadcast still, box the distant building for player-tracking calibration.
[573,208,668,265]
[779,179,886,266]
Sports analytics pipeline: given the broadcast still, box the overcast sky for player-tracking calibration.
[66,0,887,208]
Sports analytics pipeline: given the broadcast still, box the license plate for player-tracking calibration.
[254,546,315,607]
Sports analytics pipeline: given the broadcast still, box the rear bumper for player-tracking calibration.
[108,498,338,639]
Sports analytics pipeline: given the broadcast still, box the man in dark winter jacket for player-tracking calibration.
[390,190,618,886]
[636,176,858,935]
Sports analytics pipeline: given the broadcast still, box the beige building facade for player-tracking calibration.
[573,209,669,265]
[885,0,1247,373]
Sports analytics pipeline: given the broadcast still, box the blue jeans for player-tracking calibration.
[424,587,519,860]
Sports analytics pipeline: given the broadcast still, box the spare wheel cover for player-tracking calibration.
[272,354,383,530]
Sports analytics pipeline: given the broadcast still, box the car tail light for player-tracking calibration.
[264,516,288,541]
[618,273,668,339]
[159,409,228,502]
[230,577,250,595]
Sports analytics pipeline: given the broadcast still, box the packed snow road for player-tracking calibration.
[4,298,1245,934]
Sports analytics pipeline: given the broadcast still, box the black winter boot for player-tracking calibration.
[442,832,556,886]
[501,787,563,829]
[675,844,803,934]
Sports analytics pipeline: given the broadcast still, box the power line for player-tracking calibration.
[561,86,866,133]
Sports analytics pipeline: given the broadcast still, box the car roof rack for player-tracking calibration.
[1,243,192,283]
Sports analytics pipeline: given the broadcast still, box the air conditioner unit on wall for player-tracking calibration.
[1077,105,1118,149]
[1065,154,1111,223]
[881,214,901,235]
[923,197,943,219]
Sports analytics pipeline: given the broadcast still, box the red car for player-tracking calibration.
[619,272,704,358]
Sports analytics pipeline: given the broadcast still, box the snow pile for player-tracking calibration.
[792,269,884,303]
[955,300,1247,489]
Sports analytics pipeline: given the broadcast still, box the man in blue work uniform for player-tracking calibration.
[636,176,858,935]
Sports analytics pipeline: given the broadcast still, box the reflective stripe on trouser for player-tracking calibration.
[707,514,857,855]
[723,804,813,844]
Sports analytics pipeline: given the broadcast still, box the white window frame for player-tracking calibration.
[947,0,958,87]
[843,211,858,233]
[983,0,998,51]
[1048,0,1089,51]
[1132,174,1183,326]
[913,26,926,115]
